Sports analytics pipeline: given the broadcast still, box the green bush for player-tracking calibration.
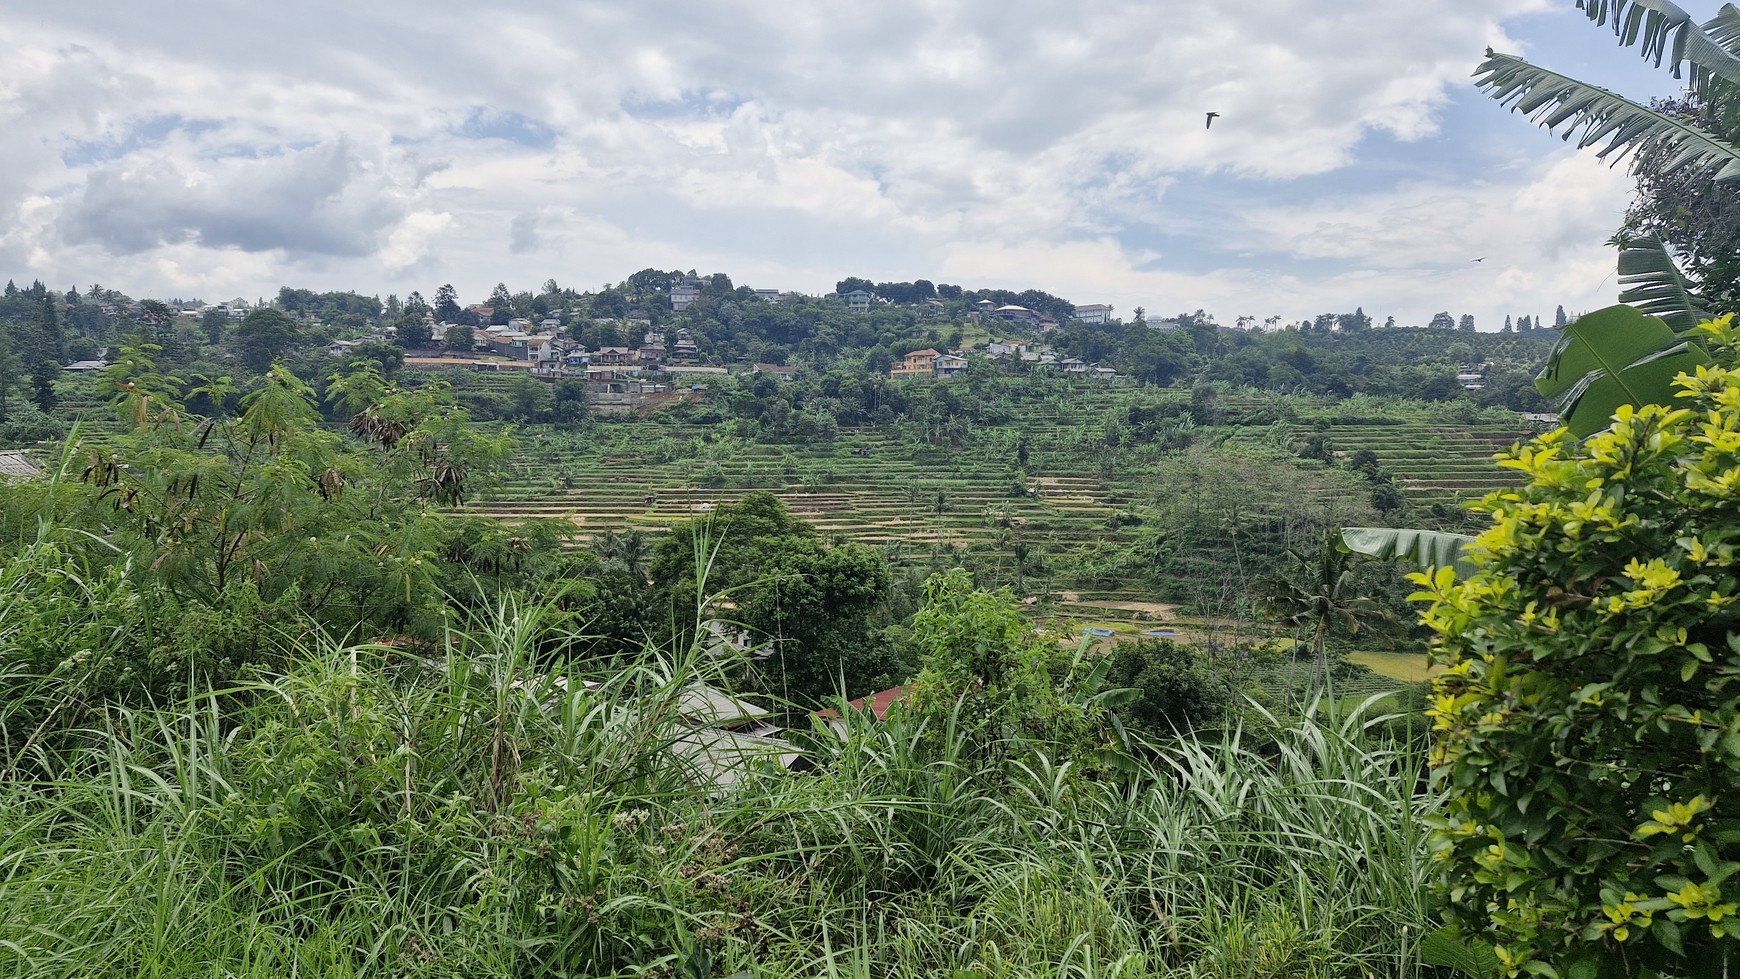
[1416,316,1740,977]
[1103,637,1229,736]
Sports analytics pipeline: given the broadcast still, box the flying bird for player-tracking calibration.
[1471,257,1485,262]
[1205,112,1220,129]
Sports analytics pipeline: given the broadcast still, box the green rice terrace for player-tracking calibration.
[438,381,1533,682]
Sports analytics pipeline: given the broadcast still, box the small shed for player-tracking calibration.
[0,450,43,481]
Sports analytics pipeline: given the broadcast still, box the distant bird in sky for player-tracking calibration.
[1205,111,1220,129]
[1471,257,1485,262]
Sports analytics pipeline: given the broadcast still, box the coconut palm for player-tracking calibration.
[1260,530,1389,696]
[595,529,651,584]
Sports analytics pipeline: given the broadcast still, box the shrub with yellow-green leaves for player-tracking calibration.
[1415,315,1740,978]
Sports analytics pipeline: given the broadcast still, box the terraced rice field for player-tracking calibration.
[479,427,1118,565]
[1323,420,1533,508]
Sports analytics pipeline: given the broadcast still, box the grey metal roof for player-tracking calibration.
[0,451,43,480]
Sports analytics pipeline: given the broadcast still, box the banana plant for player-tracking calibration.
[1339,527,1478,579]
[1535,302,1710,437]
[1473,3,1740,435]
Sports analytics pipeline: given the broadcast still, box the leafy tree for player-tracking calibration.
[589,289,628,320]
[200,309,228,344]
[488,283,514,325]
[1102,638,1229,736]
[903,568,1104,761]
[352,341,404,376]
[626,268,680,297]
[396,314,433,350]
[445,323,476,353]
[504,374,553,421]
[28,360,58,413]
[233,308,303,372]
[433,283,463,324]
[0,348,19,422]
[1428,311,1456,330]
[649,492,893,704]
[1457,314,1476,332]
[1417,316,1740,978]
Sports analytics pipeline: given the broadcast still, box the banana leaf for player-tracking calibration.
[1535,304,1710,438]
[1340,527,1478,580]
[1617,235,1711,334]
[1577,0,1740,93]
[1473,50,1740,181]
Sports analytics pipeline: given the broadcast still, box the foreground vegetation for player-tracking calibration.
[0,607,1434,978]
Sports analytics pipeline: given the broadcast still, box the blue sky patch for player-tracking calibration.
[62,115,221,167]
[456,108,557,149]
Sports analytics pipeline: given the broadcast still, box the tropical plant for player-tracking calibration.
[1473,1,1740,432]
[1258,530,1389,694]
[1340,526,1478,579]
[1414,315,1740,977]
[1474,3,1740,187]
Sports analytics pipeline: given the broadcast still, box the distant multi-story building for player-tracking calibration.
[1073,304,1112,325]
[891,348,941,379]
[671,277,703,313]
[843,290,874,313]
[671,328,698,359]
[934,353,969,378]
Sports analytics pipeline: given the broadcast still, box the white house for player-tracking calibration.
[1073,304,1113,325]
[671,278,703,312]
[934,353,969,378]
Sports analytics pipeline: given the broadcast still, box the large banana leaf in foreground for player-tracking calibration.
[1618,235,1712,334]
[1576,0,1740,94]
[1535,304,1710,437]
[1472,50,1740,180]
[1340,527,1478,580]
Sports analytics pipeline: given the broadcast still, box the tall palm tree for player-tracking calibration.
[596,529,651,584]
[1259,530,1388,696]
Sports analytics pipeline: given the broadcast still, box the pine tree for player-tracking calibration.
[1554,305,1568,327]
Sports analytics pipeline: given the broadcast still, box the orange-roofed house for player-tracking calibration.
[891,348,941,379]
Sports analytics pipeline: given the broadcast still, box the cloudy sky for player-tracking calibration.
[1,1,1693,329]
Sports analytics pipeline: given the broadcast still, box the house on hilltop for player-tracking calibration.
[891,348,941,378]
[671,280,703,313]
[843,289,874,313]
[1074,303,1112,325]
[671,328,698,359]
[934,353,969,378]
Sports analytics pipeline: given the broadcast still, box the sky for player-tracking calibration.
[0,0,1700,330]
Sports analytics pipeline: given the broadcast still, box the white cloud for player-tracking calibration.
[0,0,1647,323]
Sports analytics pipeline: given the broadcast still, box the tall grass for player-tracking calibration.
[0,593,1438,978]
